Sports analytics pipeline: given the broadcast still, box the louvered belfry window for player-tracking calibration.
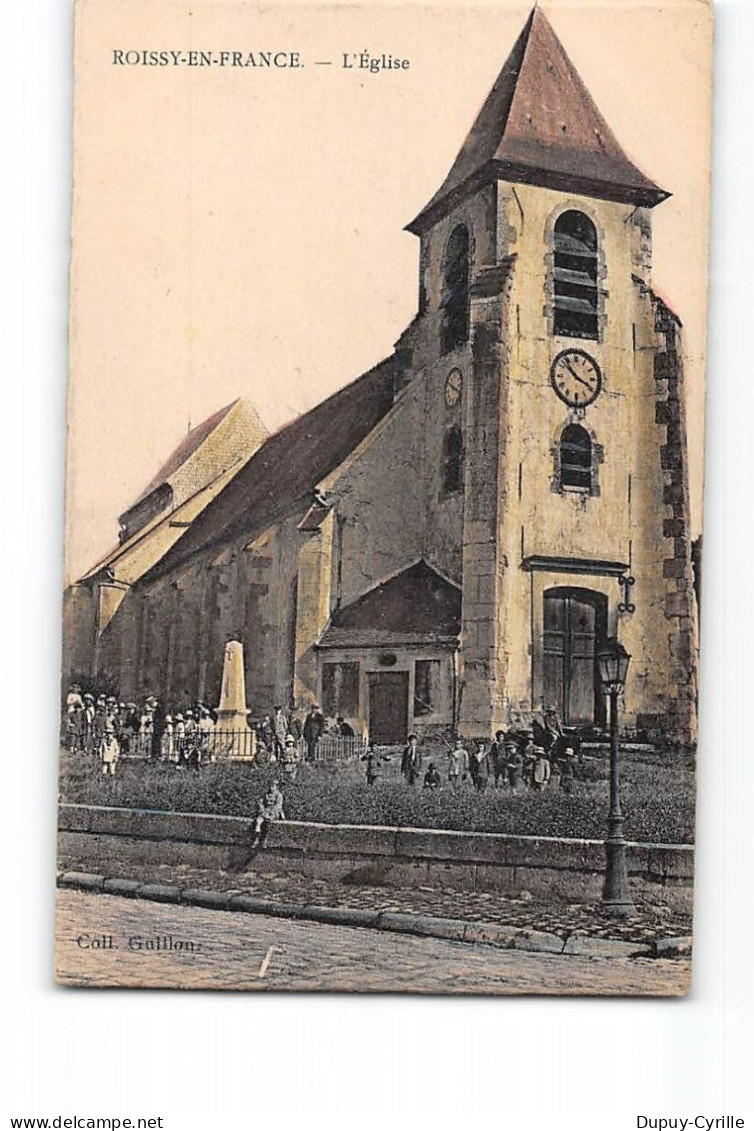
[440,225,470,354]
[560,424,593,490]
[553,211,599,340]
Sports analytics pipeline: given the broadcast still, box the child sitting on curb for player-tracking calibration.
[250,781,286,848]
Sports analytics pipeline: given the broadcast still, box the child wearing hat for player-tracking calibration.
[99,721,120,776]
[507,742,524,791]
[532,746,552,791]
[558,746,577,794]
[423,762,441,789]
[447,739,468,787]
[361,743,387,786]
[281,734,300,782]
[161,715,175,762]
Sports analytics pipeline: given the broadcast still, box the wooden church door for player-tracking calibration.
[542,588,607,727]
[367,671,409,745]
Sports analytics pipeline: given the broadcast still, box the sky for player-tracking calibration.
[65,0,712,585]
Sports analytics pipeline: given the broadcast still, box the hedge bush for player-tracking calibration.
[59,748,694,844]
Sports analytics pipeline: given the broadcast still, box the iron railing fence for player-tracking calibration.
[251,734,368,763]
[305,734,368,763]
[63,727,367,764]
[64,727,255,762]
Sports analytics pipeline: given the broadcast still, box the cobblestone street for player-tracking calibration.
[56,891,690,994]
[66,857,691,945]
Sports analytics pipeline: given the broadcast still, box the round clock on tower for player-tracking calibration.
[550,349,602,409]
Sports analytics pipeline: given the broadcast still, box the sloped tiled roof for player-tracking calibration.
[82,397,268,585]
[121,397,268,526]
[407,8,667,234]
[128,399,238,510]
[146,357,397,579]
[317,560,462,648]
[80,459,247,585]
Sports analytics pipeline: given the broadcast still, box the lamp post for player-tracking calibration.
[596,637,635,916]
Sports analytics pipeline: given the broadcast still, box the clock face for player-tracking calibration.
[550,349,602,408]
[445,368,463,406]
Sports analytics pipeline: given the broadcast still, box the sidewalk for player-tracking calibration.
[57,857,693,959]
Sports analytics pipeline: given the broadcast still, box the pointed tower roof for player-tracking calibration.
[407,8,668,234]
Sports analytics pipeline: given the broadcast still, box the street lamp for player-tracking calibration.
[596,637,635,916]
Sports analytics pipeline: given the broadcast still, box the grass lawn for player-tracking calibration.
[59,743,695,845]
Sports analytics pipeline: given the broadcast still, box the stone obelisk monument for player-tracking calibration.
[215,639,256,761]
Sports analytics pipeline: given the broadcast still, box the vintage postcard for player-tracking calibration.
[56,0,712,994]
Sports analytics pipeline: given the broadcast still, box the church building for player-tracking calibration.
[64,9,699,744]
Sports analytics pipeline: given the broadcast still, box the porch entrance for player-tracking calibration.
[367,671,409,745]
[542,587,607,727]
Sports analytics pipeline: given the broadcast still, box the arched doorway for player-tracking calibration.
[542,587,608,727]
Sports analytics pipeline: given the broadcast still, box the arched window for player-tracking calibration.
[440,226,470,354]
[560,424,592,490]
[553,211,599,339]
[442,425,463,495]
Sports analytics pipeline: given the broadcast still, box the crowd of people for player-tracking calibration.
[255,703,355,764]
[64,685,579,794]
[63,686,357,778]
[64,687,219,773]
[380,710,581,795]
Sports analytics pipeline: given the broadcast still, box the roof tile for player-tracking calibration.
[147,357,397,578]
[408,8,667,233]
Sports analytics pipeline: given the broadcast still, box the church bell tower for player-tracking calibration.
[406,8,698,742]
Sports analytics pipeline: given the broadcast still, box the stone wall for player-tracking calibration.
[58,804,693,911]
[458,262,514,735]
[321,382,427,609]
[646,297,699,742]
[61,585,97,689]
[89,513,305,711]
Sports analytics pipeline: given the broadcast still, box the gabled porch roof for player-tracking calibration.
[317,560,461,650]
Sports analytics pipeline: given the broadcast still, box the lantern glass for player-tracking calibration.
[597,638,631,691]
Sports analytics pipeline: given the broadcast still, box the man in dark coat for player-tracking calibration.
[489,730,508,788]
[303,703,325,762]
[471,740,491,792]
[401,734,422,786]
[150,697,166,761]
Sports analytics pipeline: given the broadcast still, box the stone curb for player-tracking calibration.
[376,911,468,942]
[652,935,693,958]
[304,905,379,929]
[58,871,105,892]
[563,934,652,958]
[103,877,142,897]
[56,872,684,960]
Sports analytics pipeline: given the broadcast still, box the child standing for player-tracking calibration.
[447,739,468,788]
[362,744,386,785]
[99,722,120,776]
[532,746,552,791]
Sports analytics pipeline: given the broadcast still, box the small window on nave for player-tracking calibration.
[560,423,593,491]
[553,211,599,340]
[440,225,470,354]
[442,425,463,496]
